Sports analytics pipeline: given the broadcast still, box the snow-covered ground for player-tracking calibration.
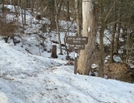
[0,38,134,103]
[0,4,134,103]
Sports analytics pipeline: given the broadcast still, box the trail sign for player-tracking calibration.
[69,44,85,50]
[65,36,88,74]
[65,36,88,45]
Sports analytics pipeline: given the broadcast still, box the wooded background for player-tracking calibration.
[0,0,134,82]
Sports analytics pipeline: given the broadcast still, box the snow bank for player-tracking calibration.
[0,40,134,103]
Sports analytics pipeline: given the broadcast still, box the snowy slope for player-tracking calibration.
[0,40,134,103]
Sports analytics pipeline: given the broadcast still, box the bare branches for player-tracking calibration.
[104,0,118,23]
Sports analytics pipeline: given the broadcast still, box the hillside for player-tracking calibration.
[0,4,134,103]
[0,38,134,103]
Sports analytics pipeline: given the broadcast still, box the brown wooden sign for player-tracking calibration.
[69,44,85,50]
[65,36,88,74]
[65,36,88,45]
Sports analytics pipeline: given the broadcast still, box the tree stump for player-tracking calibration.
[51,45,58,58]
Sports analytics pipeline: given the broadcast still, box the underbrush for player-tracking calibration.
[0,19,20,45]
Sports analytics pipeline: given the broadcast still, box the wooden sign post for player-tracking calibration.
[65,36,88,74]
[74,49,78,74]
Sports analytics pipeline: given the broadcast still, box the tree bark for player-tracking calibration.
[98,0,105,77]
[75,0,82,36]
[77,0,96,75]
[55,0,63,55]
[49,0,56,30]
[98,23,105,77]
[109,4,117,63]
[66,0,70,21]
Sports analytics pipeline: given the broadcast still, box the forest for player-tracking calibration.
[0,0,134,103]
[0,0,134,82]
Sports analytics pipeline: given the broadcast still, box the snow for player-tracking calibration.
[0,38,134,103]
[0,4,134,103]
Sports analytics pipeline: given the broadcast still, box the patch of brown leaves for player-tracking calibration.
[104,63,134,83]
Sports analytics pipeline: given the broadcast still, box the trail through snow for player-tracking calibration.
[0,40,134,103]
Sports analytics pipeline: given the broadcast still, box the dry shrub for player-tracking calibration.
[104,63,134,83]
[66,61,74,65]
[0,22,18,37]
[1,7,10,13]
[0,21,20,45]
[36,15,42,20]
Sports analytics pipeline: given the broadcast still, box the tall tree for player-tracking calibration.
[48,0,56,30]
[98,0,105,77]
[55,0,63,55]
[77,0,96,75]
[75,0,82,36]
[97,0,119,76]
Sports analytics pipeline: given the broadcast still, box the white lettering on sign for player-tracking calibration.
[73,41,81,43]
[76,38,81,40]
[66,36,88,45]
[68,38,72,40]
[69,44,85,49]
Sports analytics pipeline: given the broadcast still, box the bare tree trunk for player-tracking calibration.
[2,0,5,17]
[66,0,70,21]
[19,0,26,26]
[98,0,105,77]
[77,0,96,75]
[109,5,116,63]
[23,0,26,25]
[55,0,63,55]
[75,0,82,36]
[126,32,133,65]
[114,2,121,54]
[30,0,34,16]
[98,23,105,77]
[50,0,56,30]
